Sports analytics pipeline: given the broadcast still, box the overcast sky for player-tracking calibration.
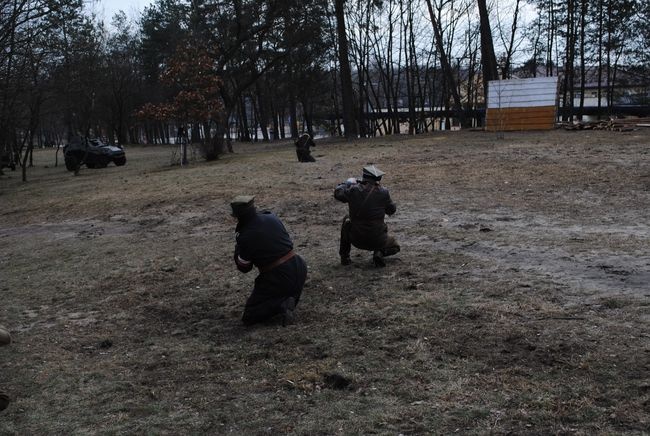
[92,0,154,23]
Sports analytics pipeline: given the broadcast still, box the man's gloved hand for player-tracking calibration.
[234,246,253,273]
[346,177,358,186]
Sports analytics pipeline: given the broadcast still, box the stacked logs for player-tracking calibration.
[559,117,650,131]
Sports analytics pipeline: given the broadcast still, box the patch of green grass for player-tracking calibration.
[600,297,629,309]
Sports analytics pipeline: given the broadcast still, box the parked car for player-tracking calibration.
[64,138,126,172]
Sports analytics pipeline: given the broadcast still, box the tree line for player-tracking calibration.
[1,0,648,179]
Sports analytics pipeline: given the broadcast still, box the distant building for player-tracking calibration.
[485,76,559,131]
[571,79,649,109]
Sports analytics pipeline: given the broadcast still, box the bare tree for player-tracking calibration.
[424,0,464,122]
[334,0,357,138]
[495,0,523,79]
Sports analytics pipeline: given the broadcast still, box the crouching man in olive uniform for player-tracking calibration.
[334,165,400,267]
[0,325,11,412]
[231,195,307,326]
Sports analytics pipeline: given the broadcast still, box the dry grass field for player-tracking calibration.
[1,129,649,435]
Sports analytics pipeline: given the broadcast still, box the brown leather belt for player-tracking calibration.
[258,250,295,273]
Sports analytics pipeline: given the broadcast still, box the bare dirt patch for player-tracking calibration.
[1,130,649,434]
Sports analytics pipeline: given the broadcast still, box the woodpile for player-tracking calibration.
[559,117,650,131]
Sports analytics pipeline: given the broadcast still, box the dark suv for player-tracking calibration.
[64,137,126,172]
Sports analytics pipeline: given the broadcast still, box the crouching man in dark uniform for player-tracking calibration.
[231,195,307,326]
[295,133,316,162]
[334,165,400,267]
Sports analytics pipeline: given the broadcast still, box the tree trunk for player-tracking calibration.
[578,0,587,120]
[334,0,357,139]
[477,0,499,100]
[597,0,603,117]
[402,0,416,135]
[255,81,270,141]
[562,0,575,121]
[289,92,299,138]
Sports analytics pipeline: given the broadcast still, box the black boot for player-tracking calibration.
[0,392,9,412]
[373,251,385,267]
[281,297,296,326]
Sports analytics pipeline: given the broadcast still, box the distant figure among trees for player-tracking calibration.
[295,133,316,162]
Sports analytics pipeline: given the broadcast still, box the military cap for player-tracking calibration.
[362,165,385,181]
[230,195,255,217]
